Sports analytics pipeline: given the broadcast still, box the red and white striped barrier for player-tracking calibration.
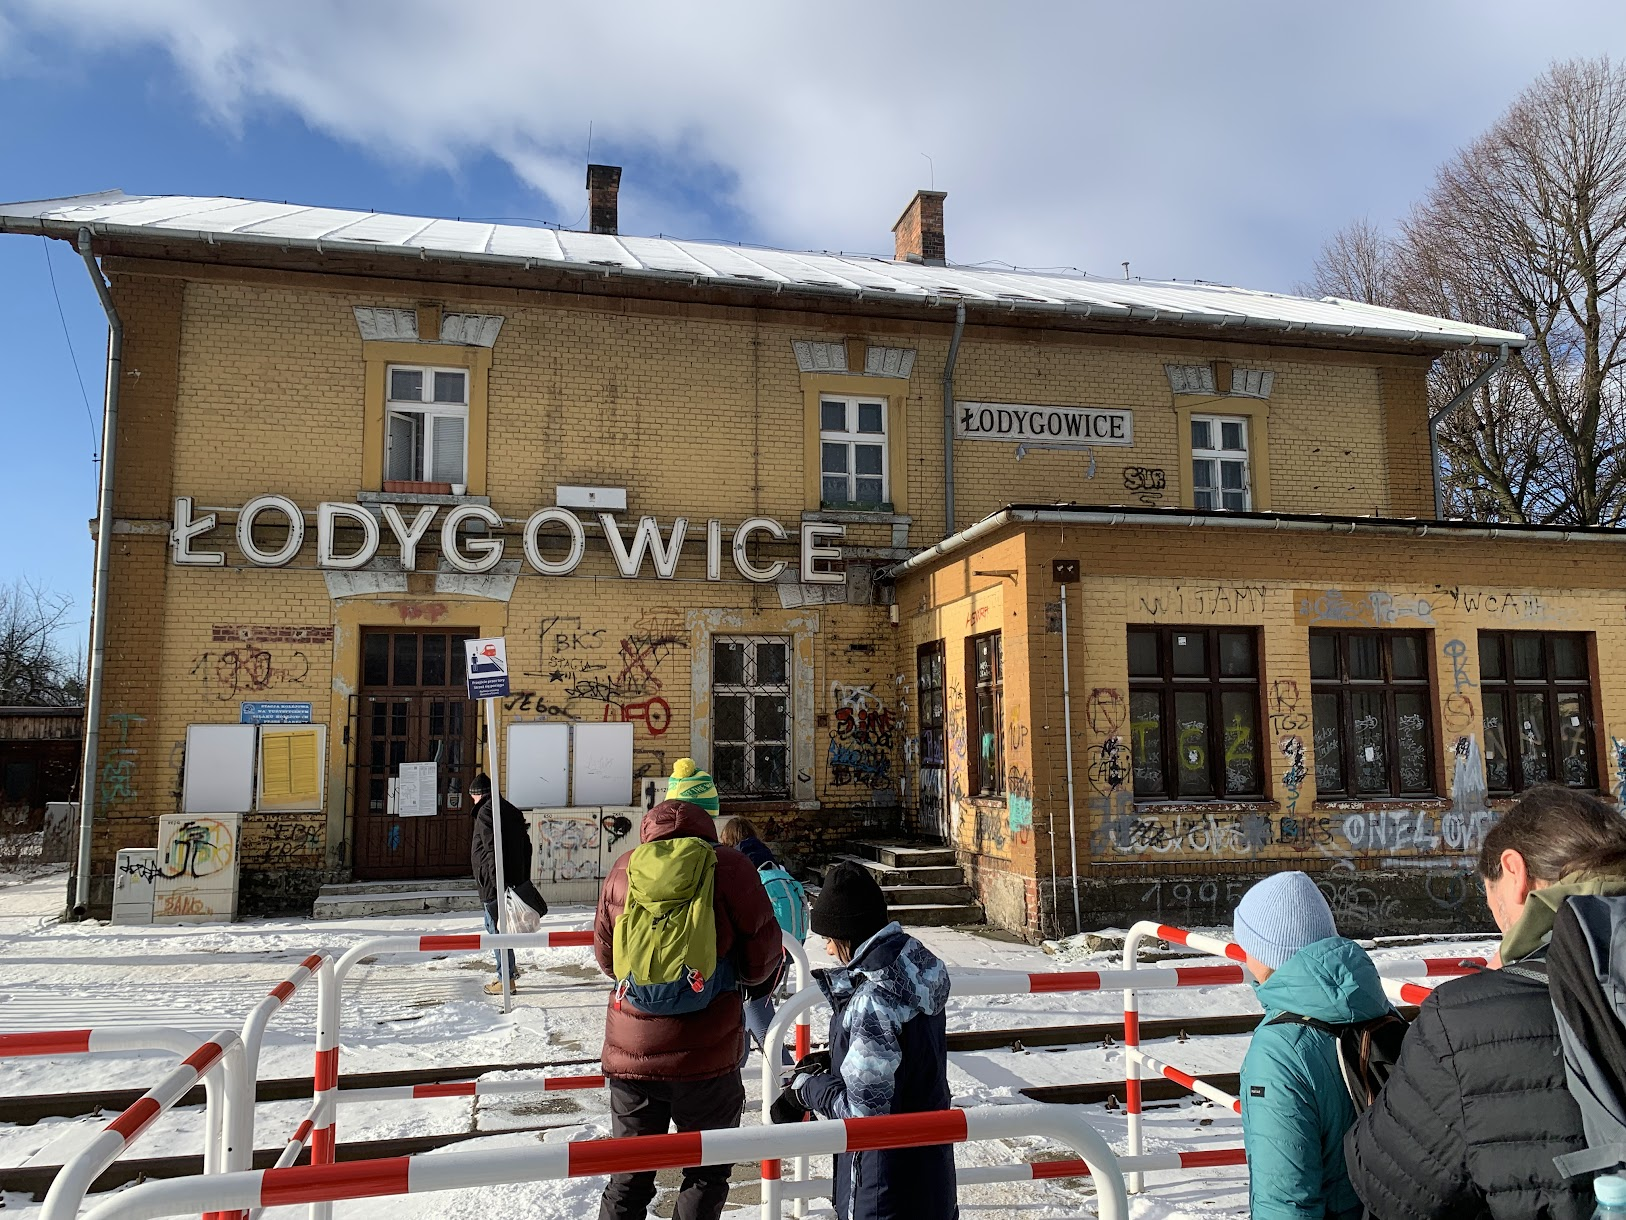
[239,952,327,1168]
[39,1029,249,1220]
[0,1025,239,1179]
[335,1072,607,1104]
[78,1104,1129,1220]
[779,1145,1249,1199]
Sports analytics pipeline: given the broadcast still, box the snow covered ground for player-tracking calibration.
[0,865,1496,1218]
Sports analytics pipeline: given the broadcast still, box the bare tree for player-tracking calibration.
[1304,57,1626,524]
[0,579,85,707]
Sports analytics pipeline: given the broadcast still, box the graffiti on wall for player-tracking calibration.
[99,711,145,806]
[1122,466,1167,506]
[536,814,602,882]
[1443,638,1477,693]
[191,647,310,700]
[259,818,324,866]
[1137,585,1267,619]
[1006,767,1033,840]
[159,817,236,879]
[1281,736,1307,814]
[515,610,687,736]
[828,703,897,788]
[1296,588,1436,627]
[1093,803,1495,863]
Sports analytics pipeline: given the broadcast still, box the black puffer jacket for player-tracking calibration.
[470,794,531,904]
[1345,952,1592,1220]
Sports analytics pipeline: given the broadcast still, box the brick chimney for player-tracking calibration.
[586,164,622,235]
[892,189,947,264]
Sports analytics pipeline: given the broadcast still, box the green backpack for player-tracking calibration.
[611,837,735,1015]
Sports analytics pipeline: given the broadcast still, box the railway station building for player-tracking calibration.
[5,177,1618,938]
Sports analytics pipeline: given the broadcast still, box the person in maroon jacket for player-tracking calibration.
[593,798,782,1220]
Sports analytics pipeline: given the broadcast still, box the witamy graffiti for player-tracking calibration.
[1137,585,1267,618]
[100,712,145,806]
[1433,586,1562,620]
[191,647,310,700]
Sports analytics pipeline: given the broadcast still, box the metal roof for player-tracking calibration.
[0,190,1527,350]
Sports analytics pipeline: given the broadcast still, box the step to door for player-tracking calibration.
[312,880,484,919]
[834,856,967,888]
[850,841,960,870]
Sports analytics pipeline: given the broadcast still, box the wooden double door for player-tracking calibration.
[353,627,481,880]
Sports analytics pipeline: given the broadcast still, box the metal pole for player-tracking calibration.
[485,697,511,1015]
[941,303,965,538]
[72,229,122,917]
[1058,583,1082,935]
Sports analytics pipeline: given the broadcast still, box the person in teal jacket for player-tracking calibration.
[1233,871,1391,1220]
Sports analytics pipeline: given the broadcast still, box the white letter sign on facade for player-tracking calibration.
[171,497,846,588]
[955,401,1133,445]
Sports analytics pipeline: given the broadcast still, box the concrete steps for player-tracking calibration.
[312,878,483,919]
[810,840,984,929]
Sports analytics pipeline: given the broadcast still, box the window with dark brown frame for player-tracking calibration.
[1479,631,1595,793]
[1309,630,1434,797]
[712,636,792,798]
[966,631,1004,796]
[1127,626,1263,800]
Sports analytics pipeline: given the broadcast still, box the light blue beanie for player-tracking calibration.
[1233,871,1337,968]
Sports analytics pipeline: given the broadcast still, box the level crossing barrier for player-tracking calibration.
[0,1025,248,1188]
[76,1104,1130,1220]
[34,1030,249,1220]
[1119,920,1486,1194]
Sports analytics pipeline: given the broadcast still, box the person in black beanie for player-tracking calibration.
[775,861,958,1220]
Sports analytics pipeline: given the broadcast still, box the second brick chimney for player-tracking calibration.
[586,164,622,235]
[892,189,947,264]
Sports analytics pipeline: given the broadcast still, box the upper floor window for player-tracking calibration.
[967,631,1005,795]
[712,636,791,798]
[386,365,468,488]
[820,396,889,510]
[1480,632,1595,792]
[1191,415,1250,511]
[1128,627,1262,800]
[1310,630,1433,797]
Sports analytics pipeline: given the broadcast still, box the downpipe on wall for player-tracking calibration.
[71,228,122,918]
[941,303,966,539]
[1058,583,1082,934]
[1430,342,1510,519]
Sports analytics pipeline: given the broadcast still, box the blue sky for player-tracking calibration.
[2,0,1623,647]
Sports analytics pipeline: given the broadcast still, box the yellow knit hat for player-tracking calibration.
[666,757,720,815]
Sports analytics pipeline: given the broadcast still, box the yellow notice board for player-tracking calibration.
[257,724,326,812]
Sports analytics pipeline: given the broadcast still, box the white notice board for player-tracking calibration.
[507,722,570,808]
[182,724,257,814]
[396,761,439,817]
[572,722,634,806]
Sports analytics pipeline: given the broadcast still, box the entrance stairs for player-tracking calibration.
[312,878,483,919]
[811,841,983,928]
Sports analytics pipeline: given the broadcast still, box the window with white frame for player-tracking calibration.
[820,396,888,509]
[712,636,791,797]
[386,365,468,487]
[1191,415,1250,510]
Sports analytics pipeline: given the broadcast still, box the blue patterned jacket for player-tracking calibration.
[799,922,957,1220]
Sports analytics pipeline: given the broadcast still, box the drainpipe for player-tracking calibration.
[71,228,122,917]
[941,303,966,538]
[1430,343,1509,519]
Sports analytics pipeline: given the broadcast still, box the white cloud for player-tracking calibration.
[7,0,1626,290]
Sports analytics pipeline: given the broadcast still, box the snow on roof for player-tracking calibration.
[0,190,1526,350]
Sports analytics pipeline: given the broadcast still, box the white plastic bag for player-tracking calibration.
[504,885,544,935]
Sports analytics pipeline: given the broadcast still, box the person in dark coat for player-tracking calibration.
[790,861,957,1220]
[467,772,537,996]
[592,798,782,1220]
[1346,785,1626,1220]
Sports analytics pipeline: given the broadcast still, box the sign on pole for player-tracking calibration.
[464,637,511,700]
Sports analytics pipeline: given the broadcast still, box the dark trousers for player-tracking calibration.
[597,1071,745,1220]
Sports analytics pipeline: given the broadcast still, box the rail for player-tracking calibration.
[77,1104,1129,1220]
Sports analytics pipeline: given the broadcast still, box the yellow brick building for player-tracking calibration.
[6,182,1597,939]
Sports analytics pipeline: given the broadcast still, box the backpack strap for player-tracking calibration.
[1265,1011,1341,1034]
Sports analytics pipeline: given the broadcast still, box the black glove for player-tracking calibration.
[770,1083,810,1124]
[791,1049,831,1077]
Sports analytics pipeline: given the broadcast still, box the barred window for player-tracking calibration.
[1128,626,1263,800]
[1480,631,1595,793]
[712,636,790,797]
[1310,630,1434,797]
[966,631,1005,795]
